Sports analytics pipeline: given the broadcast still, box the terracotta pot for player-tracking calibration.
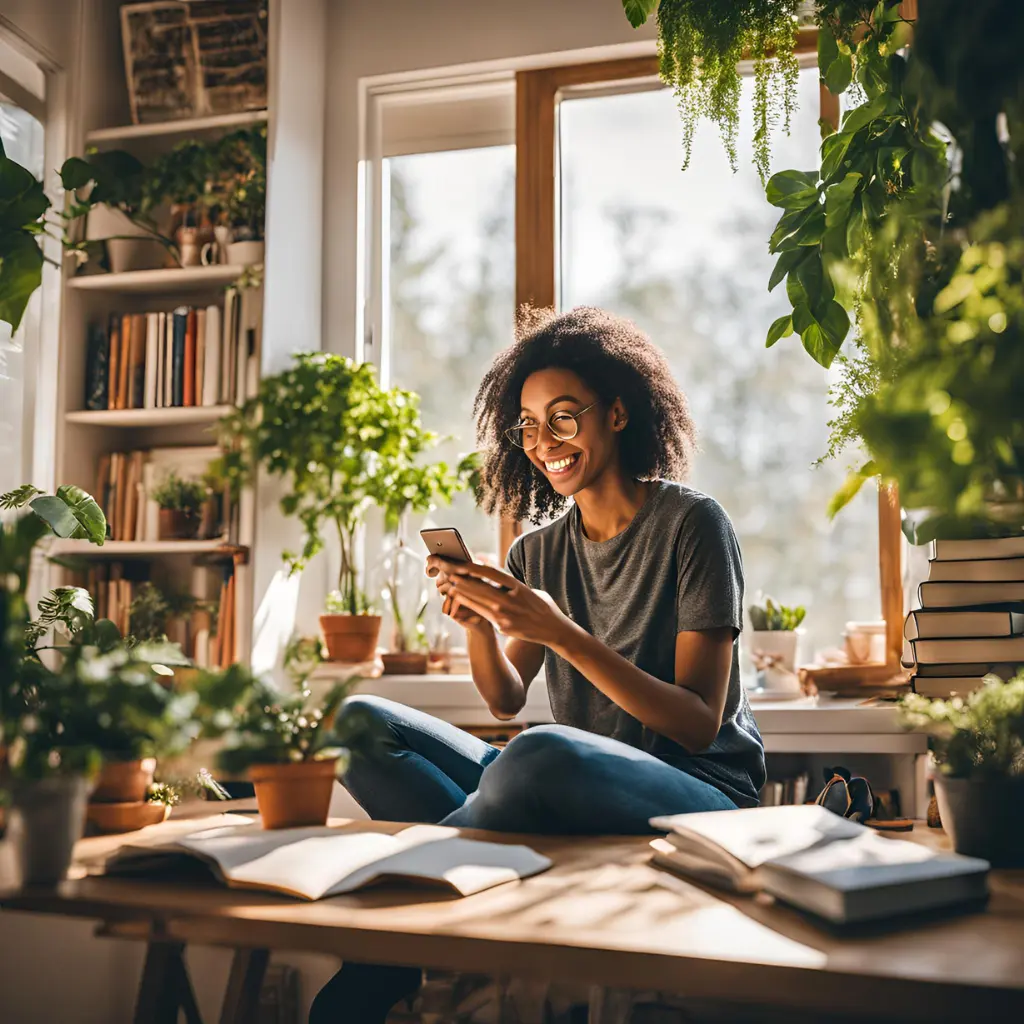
[381,651,428,676]
[91,758,157,804]
[11,776,91,885]
[319,614,382,663]
[86,800,170,835]
[249,759,339,829]
[159,507,200,540]
[935,775,1024,867]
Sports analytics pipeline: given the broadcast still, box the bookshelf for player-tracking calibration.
[54,56,267,672]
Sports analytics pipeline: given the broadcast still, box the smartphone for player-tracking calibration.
[420,527,472,563]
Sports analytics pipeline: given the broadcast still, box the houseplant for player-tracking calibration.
[747,594,807,673]
[211,125,267,265]
[899,673,1024,866]
[145,138,217,264]
[152,472,207,541]
[215,667,369,829]
[218,353,473,663]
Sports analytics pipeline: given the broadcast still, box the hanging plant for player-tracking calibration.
[622,0,804,181]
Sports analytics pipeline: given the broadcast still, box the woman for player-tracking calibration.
[311,307,764,1022]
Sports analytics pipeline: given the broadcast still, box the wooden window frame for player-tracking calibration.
[510,36,905,684]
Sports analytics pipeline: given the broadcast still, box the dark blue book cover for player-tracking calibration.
[172,307,188,407]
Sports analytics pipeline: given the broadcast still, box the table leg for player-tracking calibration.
[133,942,188,1024]
[219,947,270,1024]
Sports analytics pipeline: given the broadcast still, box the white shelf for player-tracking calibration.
[68,265,247,294]
[86,109,268,144]
[65,406,233,428]
[50,539,240,557]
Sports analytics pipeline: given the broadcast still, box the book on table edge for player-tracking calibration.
[931,536,1024,562]
[927,557,1024,583]
[919,581,1024,608]
[90,815,552,901]
[649,805,988,926]
[911,660,1021,678]
[905,606,1024,641]
[910,674,1016,698]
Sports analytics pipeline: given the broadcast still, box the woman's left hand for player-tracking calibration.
[444,563,571,648]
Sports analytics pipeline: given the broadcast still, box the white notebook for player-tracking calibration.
[650,805,989,924]
[95,815,552,901]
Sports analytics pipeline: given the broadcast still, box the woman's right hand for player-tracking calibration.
[426,556,491,634]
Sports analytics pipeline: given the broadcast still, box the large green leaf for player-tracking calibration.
[840,93,891,136]
[0,148,50,232]
[820,131,854,183]
[824,54,853,95]
[765,169,820,210]
[0,230,44,334]
[792,298,848,368]
[768,248,809,291]
[824,172,863,228]
[827,462,878,519]
[817,26,839,72]
[29,486,107,544]
[621,0,658,29]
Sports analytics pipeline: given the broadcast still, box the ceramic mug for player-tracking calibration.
[177,226,202,267]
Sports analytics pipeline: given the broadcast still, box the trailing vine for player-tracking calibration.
[623,0,804,181]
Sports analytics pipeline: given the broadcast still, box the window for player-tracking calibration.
[557,68,881,664]
[0,75,46,497]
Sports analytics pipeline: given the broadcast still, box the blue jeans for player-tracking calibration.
[310,696,736,1024]
[340,694,737,833]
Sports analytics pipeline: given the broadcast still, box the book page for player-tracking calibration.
[650,805,867,869]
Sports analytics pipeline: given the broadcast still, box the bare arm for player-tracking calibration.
[447,563,733,752]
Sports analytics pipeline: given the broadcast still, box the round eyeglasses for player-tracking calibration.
[505,403,597,450]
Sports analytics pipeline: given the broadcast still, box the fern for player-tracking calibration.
[0,484,42,510]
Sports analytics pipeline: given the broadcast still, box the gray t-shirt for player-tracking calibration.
[506,480,765,808]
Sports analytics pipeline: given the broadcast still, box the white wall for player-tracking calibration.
[323,0,656,358]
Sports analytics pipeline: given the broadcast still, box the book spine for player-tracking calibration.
[130,313,147,409]
[172,308,187,407]
[184,307,197,407]
[202,305,221,406]
[195,307,206,407]
[107,314,120,412]
[144,312,158,409]
[117,314,131,410]
[84,323,109,411]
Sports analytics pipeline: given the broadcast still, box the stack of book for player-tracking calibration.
[95,444,232,543]
[83,287,261,412]
[905,535,1024,698]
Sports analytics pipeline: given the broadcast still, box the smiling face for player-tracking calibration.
[517,367,628,498]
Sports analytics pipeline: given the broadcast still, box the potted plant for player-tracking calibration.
[219,354,473,664]
[215,667,368,829]
[747,594,807,673]
[152,472,208,540]
[145,138,218,266]
[900,673,1024,866]
[211,125,267,266]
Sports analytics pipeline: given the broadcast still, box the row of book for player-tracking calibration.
[759,772,810,808]
[96,444,234,543]
[79,561,238,669]
[905,534,1024,698]
[83,287,262,412]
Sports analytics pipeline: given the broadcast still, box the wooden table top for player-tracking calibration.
[3,813,1024,1021]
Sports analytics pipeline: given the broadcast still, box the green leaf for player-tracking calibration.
[883,20,913,53]
[0,230,43,334]
[840,93,889,136]
[0,152,49,232]
[29,486,107,544]
[765,169,820,210]
[765,315,793,348]
[0,484,42,509]
[824,54,853,95]
[768,248,808,291]
[817,27,839,73]
[845,199,865,254]
[820,131,854,183]
[827,462,878,519]
[59,156,95,192]
[621,0,658,29]
[824,172,863,228]
[793,298,848,368]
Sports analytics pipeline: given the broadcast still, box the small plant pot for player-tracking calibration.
[88,205,168,273]
[381,651,428,675]
[11,776,91,885]
[226,240,265,266]
[250,759,339,830]
[158,507,200,540]
[934,775,1024,867]
[319,614,382,663]
[748,629,804,673]
[91,757,157,804]
[176,225,204,267]
[86,800,170,835]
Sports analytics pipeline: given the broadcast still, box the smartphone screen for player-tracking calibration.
[419,527,472,563]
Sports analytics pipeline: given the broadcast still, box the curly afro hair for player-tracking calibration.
[473,306,697,523]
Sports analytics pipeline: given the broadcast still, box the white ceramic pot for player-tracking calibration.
[226,240,265,266]
[88,204,167,273]
[748,629,804,673]
[11,776,91,885]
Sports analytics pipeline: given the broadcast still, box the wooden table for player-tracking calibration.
[3,814,1024,1024]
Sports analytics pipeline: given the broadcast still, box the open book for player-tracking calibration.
[650,805,989,924]
[94,815,552,901]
